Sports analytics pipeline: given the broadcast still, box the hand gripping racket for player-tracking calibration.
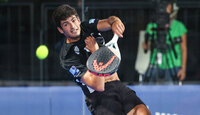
[86,34,121,77]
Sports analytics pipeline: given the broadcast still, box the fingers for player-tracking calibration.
[177,70,186,81]
[179,74,186,81]
[85,36,99,53]
[85,36,94,48]
[177,70,181,77]
[85,36,94,44]
[112,20,125,38]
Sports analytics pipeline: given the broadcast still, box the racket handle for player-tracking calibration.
[106,34,119,46]
[112,34,119,42]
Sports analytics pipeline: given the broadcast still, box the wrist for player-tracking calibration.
[108,16,120,26]
[91,44,99,53]
[181,66,186,72]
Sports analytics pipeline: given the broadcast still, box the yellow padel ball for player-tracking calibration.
[36,45,49,60]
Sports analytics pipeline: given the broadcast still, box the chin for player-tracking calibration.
[70,35,80,39]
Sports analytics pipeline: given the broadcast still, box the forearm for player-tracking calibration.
[97,16,121,31]
[181,45,187,71]
[181,34,187,71]
[97,16,124,38]
[81,70,105,91]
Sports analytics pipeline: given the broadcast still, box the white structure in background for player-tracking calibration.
[135,30,150,83]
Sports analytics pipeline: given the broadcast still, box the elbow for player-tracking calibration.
[81,71,105,92]
[94,85,105,92]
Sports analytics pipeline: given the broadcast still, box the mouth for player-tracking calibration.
[71,28,79,34]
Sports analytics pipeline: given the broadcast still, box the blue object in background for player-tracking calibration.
[0,87,50,115]
[130,85,200,115]
[50,86,83,115]
[0,85,200,115]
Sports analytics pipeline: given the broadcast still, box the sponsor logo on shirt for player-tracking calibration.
[89,19,95,24]
[69,65,81,77]
[74,46,80,55]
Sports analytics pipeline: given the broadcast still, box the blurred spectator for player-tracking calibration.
[142,0,187,84]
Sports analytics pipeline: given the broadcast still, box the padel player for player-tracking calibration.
[52,4,150,115]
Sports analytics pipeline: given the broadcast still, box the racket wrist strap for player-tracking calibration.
[108,16,120,26]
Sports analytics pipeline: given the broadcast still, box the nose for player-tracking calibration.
[70,22,76,29]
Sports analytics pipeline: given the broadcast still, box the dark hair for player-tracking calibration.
[52,4,78,27]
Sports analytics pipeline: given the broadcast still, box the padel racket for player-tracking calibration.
[86,34,121,77]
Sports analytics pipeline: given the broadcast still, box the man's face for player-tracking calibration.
[166,4,172,14]
[58,15,81,39]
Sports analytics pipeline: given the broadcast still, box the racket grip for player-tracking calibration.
[105,34,119,46]
[113,34,119,42]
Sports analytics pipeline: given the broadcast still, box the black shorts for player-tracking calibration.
[88,80,145,115]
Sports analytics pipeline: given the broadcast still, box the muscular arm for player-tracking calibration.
[177,33,187,81]
[81,70,105,91]
[97,16,125,38]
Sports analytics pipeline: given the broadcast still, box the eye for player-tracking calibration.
[72,18,76,22]
[62,22,68,27]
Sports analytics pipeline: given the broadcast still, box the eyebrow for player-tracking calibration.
[61,16,76,26]
[71,17,76,22]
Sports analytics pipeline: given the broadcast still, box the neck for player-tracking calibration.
[66,37,80,43]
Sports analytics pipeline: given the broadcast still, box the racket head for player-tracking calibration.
[86,46,120,77]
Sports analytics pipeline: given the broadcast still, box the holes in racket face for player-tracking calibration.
[87,46,120,77]
[93,55,116,71]
[87,34,121,77]
[91,47,118,71]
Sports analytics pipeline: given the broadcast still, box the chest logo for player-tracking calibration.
[89,19,95,24]
[74,46,80,55]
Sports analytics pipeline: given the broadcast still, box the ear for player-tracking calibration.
[57,27,64,34]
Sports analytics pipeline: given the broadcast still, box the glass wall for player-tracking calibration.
[0,0,200,86]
